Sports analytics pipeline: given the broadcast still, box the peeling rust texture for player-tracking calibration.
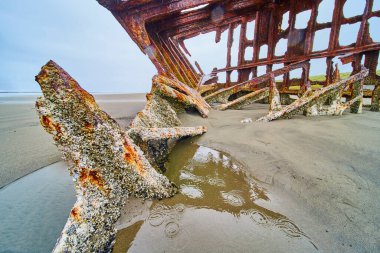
[35,0,380,251]
[152,74,211,117]
[130,74,209,172]
[205,61,309,104]
[35,60,207,252]
[257,67,369,122]
[128,126,207,142]
[97,0,380,111]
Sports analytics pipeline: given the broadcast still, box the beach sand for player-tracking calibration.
[0,93,146,188]
[1,94,379,252]
[179,104,380,252]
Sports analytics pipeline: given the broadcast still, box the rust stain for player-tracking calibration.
[66,78,97,108]
[40,115,62,136]
[84,122,92,128]
[174,90,187,103]
[54,123,62,135]
[123,140,146,176]
[79,169,88,183]
[97,0,379,110]
[82,121,94,132]
[35,68,49,84]
[146,93,153,101]
[88,170,105,190]
[79,168,108,194]
[41,115,53,130]
[70,206,81,221]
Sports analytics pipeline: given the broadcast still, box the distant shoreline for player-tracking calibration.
[0,93,147,188]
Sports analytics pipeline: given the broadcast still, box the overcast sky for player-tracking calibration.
[0,0,156,93]
[0,0,379,93]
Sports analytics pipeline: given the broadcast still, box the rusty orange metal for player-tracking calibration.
[97,0,380,110]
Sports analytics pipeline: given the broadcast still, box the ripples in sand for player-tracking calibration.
[114,140,317,252]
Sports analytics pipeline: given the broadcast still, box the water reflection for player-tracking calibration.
[114,140,317,252]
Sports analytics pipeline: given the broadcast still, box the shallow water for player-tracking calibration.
[113,140,318,253]
[0,141,317,253]
[0,162,75,253]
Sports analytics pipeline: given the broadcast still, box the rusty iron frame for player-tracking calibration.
[98,0,380,110]
[31,2,380,251]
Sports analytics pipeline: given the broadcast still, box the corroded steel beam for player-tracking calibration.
[269,75,282,112]
[216,44,380,73]
[129,79,209,172]
[128,126,207,142]
[35,61,207,252]
[33,0,380,250]
[205,61,308,104]
[257,67,369,122]
[35,61,177,252]
[216,87,269,111]
[152,74,211,117]
[96,0,379,108]
[197,69,223,95]
[131,92,182,129]
[215,74,283,111]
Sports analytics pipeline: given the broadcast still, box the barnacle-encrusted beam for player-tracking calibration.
[129,126,207,142]
[216,87,269,111]
[257,67,369,122]
[35,61,183,252]
[214,76,282,112]
[128,125,207,172]
[152,75,211,118]
[131,93,182,128]
[269,76,282,112]
[97,0,379,109]
[205,61,308,105]
[198,82,222,96]
[371,86,380,112]
[197,69,223,95]
[129,83,208,172]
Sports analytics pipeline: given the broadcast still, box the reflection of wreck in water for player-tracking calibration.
[34,0,380,252]
[114,140,317,252]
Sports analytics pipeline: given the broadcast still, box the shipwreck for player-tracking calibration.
[34,0,379,252]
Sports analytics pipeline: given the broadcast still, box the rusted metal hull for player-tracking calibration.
[34,0,380,251]
[257,67,369,122]
[97,0,379,110]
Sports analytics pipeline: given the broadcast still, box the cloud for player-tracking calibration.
[0,0,156,93]
[1,0,378,93]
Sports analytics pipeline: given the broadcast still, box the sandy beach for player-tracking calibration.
[1,94,379,252]
[0,93,146,188]
[179,104,380,252]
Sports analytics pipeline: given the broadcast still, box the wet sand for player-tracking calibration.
[114,140,319,253]
[0,93,146,188]
[1,94,379,252]
[179,105,380,252]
